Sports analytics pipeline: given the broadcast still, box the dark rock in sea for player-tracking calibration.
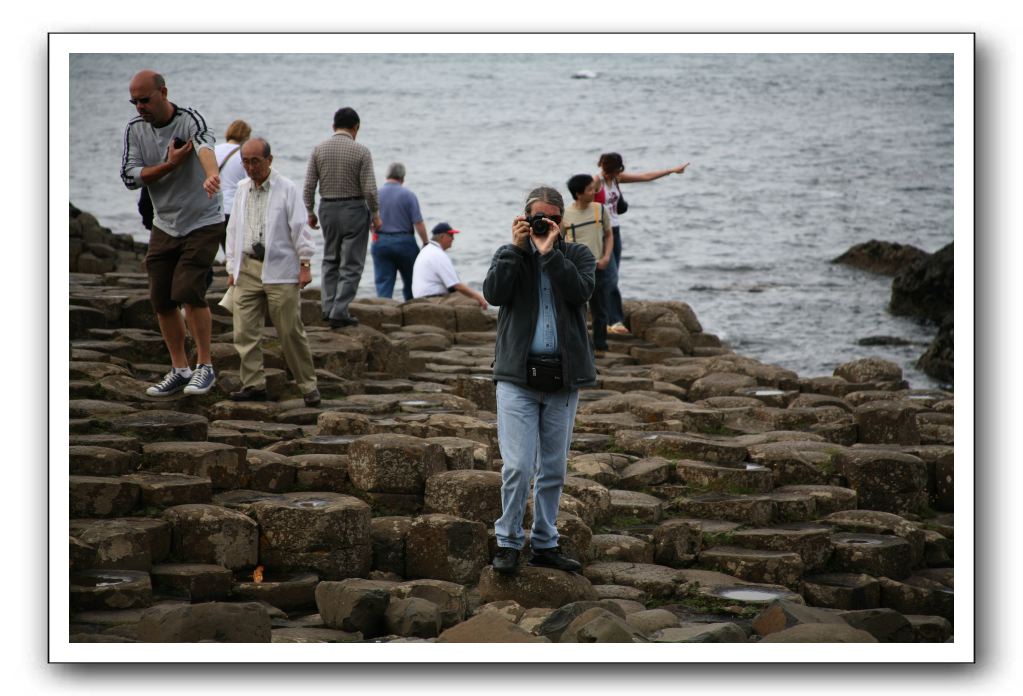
[916,314,953,384]
[832,240,930,276]
[856,336,913,347]
[890,242,953,322]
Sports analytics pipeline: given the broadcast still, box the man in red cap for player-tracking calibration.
[411,222,487,307]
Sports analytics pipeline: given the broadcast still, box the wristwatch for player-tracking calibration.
[299,260,311,268]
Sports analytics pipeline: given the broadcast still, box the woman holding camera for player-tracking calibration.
[594,152,690,334]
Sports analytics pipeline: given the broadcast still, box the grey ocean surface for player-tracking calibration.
[69,53,954,389]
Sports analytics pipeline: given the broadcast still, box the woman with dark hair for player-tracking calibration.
[594,152,690,334]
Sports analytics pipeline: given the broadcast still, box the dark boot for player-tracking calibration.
[528,545,581,573]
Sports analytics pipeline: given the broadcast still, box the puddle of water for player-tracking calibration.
[745,463,769,471]
[754,389,785,397]
[293,500,329,508]
[73,574,131,588]
[399,401,435,407]
[842,538,884,546]
[716,588,787,602]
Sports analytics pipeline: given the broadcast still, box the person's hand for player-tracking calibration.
[512,216,531,250]
[371,214,383,232]
[530,218,561,256]
[227,274,235,287]
[308,213,319,230]
[674,162,691,175]
[167,138,193,168]
[476,293,488,310]
[203,174,220,198]
[299,265,312,289]
[596,256,610,271]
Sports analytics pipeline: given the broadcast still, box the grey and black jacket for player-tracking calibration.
[482,236,597,390]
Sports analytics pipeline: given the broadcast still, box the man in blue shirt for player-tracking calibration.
[372,162,428,300]
[482,186,597,575]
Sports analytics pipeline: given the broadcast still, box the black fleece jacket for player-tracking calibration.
[482,236,597,390]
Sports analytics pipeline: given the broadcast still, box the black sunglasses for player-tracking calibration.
[128,92,158,106]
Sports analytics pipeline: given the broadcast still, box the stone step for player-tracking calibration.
[120,473,212,508]
[698,546,805,588]
[667,493,773,526]
[69,476,140,518]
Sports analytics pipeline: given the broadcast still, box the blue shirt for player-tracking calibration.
[377,181,423,234]
[529,243,559,356]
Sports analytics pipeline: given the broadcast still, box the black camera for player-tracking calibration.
[172,137,187,149]
[251,242,265,261]
[525,214,550,236]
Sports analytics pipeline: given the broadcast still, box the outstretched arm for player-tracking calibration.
[618,161,690,183]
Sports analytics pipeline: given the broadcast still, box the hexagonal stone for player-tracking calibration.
[563,477,612,525]
[423,470,503,524]
[855,401,921,445]
[244,449,297,492]
[618,457,673,489]
[834,357,903,384]
[832,450,927,515]
[652,519,702,568]
[828,533,912,580]
[140,442,248,490]
[69,476,140,518]
[673,459,773,494]
[384,597,442,638]
[821,509,926,567]
[133,601,271,642]
[315,578,396,637]
[750,599,847,637]
[608,490,663,524]
[559,607,647,642]
[745,440,845,486]
[347,434,447,494]
[435,611,549,643]
[370,516,412,577]
[800,572,881,610]
[668,493,773,526]
[688,372,758,400]
[162,504,259,570]
[120,472,212,508]
[582,561,688,600]
[768,491,818,522]
[70,433,143,453]
[772,485,858,516]
[287,453,351,493]
[567,453,621,487]
[743,523,832,562]
[69,445,138,476]
[477,566,598,609]
[615,431,747,464]
[251,492,371,580]
[591,534,654,564]
[878,576,953,620]
[107,410,208,442]
[71,570,153,612]
[906,614,953,642]
[69,518,171,571]
[423,436,479,470]
[231,570,320,611]
[389,579,468,629]
[698,546,804,588]
[149,563,232,602]
[405,514,488,584]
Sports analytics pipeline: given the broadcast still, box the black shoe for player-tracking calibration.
[229,386,267,402]
[528,545,581,573]
[492,547,520,575]
[303,388,321,407]
[329,316,359,329]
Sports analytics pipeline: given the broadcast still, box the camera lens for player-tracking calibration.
[528,214,549,236]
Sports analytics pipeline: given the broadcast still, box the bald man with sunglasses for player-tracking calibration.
[120,69,224,398]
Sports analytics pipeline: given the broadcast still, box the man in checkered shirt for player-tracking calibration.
[303,107,382,329]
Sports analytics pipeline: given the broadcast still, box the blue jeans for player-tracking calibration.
[494,381,580,550]
[608,226,625,324]
[371,233,419,300]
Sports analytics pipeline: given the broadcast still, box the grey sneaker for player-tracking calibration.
[145,370,191,397]
[183,364,216,395]
[303,388,322,407]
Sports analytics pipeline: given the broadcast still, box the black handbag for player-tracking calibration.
[614,179,628,215]
[526,356,564,393]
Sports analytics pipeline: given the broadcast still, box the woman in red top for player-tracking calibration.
[594,152,690,334]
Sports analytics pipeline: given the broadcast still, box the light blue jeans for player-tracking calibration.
[494,380,580,550]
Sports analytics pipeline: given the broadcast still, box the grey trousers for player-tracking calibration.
[319,199,370,321]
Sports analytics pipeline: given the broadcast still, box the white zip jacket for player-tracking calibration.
[226,169,316,284]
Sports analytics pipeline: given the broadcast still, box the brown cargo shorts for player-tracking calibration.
[145,221,225,313]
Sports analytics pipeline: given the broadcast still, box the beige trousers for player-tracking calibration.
[233,255,317,394]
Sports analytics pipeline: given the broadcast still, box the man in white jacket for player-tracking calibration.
[225,137,320,406]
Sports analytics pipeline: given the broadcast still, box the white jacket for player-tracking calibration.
[226,169,316,284]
